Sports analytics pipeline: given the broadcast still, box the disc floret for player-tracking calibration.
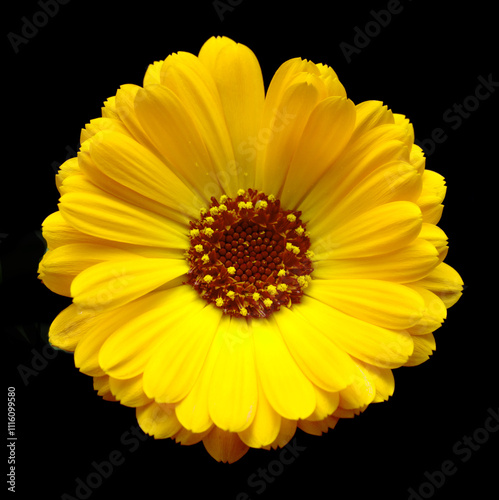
[186,189,313,318]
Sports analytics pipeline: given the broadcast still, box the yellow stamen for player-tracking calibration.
[201,254,210,264]
[237,189,246,196]
[237,201,253,210]
[297,275,310,288]
[240,307,248,316]
[287,214,296,222]
[194,244,204,253]
[190,229,200,237]
[219,194,228,203]
[295,226,305,236]
[204,216,215,225]
[209,206,219,216]
[215,297,224,307]
[252,292,261,301]
[263,298,273,308]
[218,204,227,212]
[277,269,286,277]
[255,200,268,210]
[277,283,288,292]
[227,266,236,275]
[286,242,300,255]
[203,227,214,237]
[203,275,213,283]
[266,285,277,296]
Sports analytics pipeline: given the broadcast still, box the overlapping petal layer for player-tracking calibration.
[39,36,463,463]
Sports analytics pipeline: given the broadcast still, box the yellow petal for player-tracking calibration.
[137,401,182,439]
[38,243,139,297]
[411,261,463,308]
[238,375,281,448]
[208,316,258,432]
[338,360,376,410]
[41,211,184,260]
[315,63,347,97]
[349,100,394,143]
[93,375,116,401]
[301,133,410,222]
[108,374,151,407]
[98,286,203,379]
[305,385,340,421]
[71,258,188,312]
[82,129,202,220]
[274,306,356,392]
[198,36,265,187]
[306,279,425,330]
[252,317,316,420]
[298,415,338,436]
[80,117,130,144]
[314,201,422,259]
[160,51,237,195]
[313,238,439,282]
[404,334,436,366]
[281,96,356,208]
[417,170,447,224]
[55,157,79,194]
[263,418,297,450]
[419,223,449,261]
[202,427,249,463]
[143,305,222,403]
[73,291,181,377]
[143,59,164,86]
[133,84,221,204]
[410,143,426,175]
[59,190,188,248]
[256,76,322,197]
[173,427,212,447]
[48,303,98,352]
[318,160,421,226]
[75,304,145,377]
[406,286,447,335]
[355,360,395,403]
[174,315,232,434]
[295,296,414,368]
[113,84,161,153]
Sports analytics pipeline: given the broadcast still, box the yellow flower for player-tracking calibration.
[38,36,463,463]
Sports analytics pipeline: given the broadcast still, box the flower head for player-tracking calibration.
[39,36,463,463]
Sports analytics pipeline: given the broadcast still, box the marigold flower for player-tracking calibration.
[38,36,463,463]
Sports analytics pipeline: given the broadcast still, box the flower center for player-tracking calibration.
[185,189,313,318]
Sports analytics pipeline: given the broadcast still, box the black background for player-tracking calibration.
[3,1,496,499]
